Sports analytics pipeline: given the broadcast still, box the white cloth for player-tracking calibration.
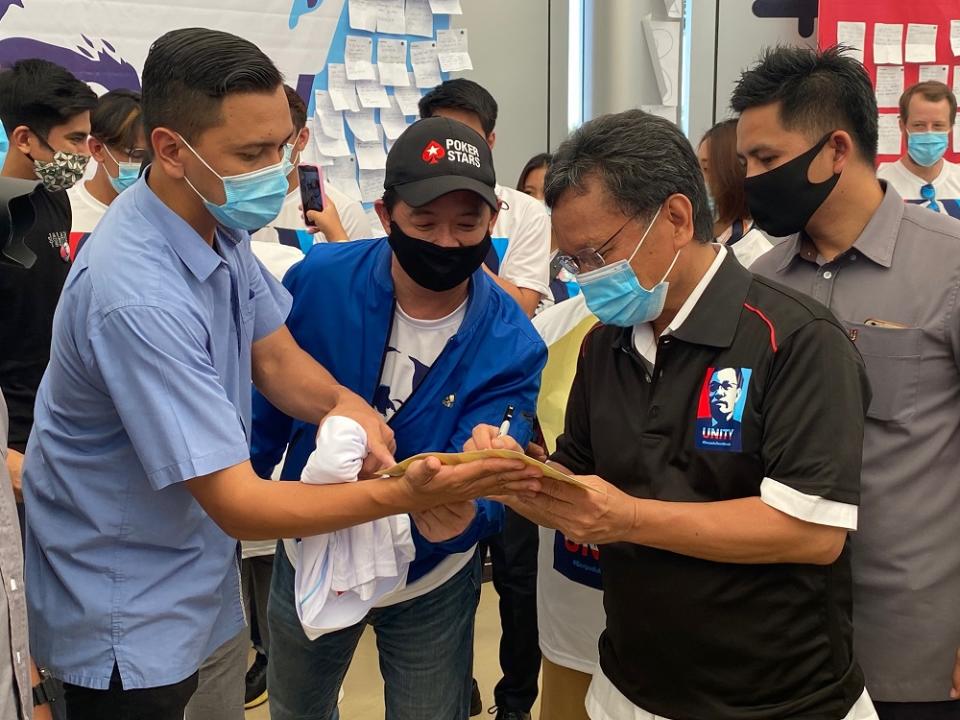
[492,185,551,297]
[250,182,370,244]
[375,300,466,421]
[585,669,878,720]
[293,416,415,639]
[631,244,858,530]
[726,226,774,268]
[877,158,960,210]
[67,180,110,233]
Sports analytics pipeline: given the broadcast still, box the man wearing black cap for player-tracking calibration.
[250,116,547,720]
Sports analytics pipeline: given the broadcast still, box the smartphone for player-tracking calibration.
[297,164,325,225]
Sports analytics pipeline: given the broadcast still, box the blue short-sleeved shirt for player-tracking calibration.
[22,176,291,690]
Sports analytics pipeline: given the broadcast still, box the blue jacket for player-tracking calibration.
[250,237,547,582]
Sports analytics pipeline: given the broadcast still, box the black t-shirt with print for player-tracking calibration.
[553,253,871,720]
[0,186,72,451]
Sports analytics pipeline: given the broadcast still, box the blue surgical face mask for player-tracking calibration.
[576,206,680,327]
[102,145,141,194]
[179,135,292,230]
[907,131,949,168]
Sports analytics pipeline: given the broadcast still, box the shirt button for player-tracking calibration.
[822,270,833,279]
[850,253,858,261]
[8,578,16,592]
[15,651,21,665]
[649,406,660,418]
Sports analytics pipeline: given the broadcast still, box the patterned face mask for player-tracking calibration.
[32,150,90,192]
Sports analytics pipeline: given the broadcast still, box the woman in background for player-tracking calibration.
[697,119,772,267]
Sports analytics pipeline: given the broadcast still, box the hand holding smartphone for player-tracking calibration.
[298,164,325,228]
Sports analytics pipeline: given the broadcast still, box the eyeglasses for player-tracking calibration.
[921,183,940,212]
[556,216,634,275]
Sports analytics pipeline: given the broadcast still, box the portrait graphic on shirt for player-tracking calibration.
[695,366,752,452]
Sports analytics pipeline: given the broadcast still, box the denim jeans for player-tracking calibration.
[267,544,482,720]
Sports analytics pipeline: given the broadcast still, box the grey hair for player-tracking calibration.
[544,109,714,243]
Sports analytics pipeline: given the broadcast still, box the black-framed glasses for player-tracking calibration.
[920,183,940,212]
[556,216,634,275]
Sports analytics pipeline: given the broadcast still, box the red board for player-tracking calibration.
[818,0,960,165]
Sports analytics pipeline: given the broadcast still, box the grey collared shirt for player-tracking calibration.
[0,391,30,719]
[751,183,960,702]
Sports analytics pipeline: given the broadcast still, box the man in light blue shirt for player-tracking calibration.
[22,28,542,720]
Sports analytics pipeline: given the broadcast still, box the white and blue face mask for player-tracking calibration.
[179,135,292,230]
[576,205,680,327]
[102,145,141,194]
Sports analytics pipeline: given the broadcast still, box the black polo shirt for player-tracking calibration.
[553,251,870,720]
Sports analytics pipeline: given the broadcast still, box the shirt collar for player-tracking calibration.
[777,181,902,271]
[132,172,242,283]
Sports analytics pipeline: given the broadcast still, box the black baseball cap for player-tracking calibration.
[384,116,497,209]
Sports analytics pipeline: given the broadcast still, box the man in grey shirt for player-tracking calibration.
[733,45,960,720]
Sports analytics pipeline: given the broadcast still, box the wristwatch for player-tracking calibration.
[32,667,57,707]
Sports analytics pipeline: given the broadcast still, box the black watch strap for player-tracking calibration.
[32,675,57,707]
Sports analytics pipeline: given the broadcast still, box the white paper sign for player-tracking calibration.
[875,65,905,109]
[429,0,462,14]
[345,36,376,81]
[314,129,351,158]
[837,21,866,64]
[356,133,388,170]
[359,168,387,202]
[394,76,423,116]
[953,66,960,96]
[328,155,359,183]
[640,104,678,124]
[663,0,682,19]
[314,91,346,139]
[919,65,949,84]
[905,23,938,64]
[357,74,392,108]
[411,40,442,87]
[349,0,378,32]
[436,28,473,72]
[952,20,960,56]
[380,96,412,139]
[376,0,406,35]
[874,23,904,65]
[878,114,902,155]
[377,39,410,86]
[405,0,434,37]
[327,64,360,112]
[642,16,681,107]
[344,110,380,142]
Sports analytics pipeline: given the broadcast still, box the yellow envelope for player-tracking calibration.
[379,449,599,492]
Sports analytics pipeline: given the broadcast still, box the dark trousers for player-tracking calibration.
[875,701,960,720]
[480,508,541,712]
[241,553,274,656]
[63,664,199,720]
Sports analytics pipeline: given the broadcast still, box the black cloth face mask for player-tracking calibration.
[388,221,492,292]
[744,132,841,238]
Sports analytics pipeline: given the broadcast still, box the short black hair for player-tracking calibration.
[545,109,715,244]
[284,84,307,131]
[731,45,878,164]
[142,27,283,141]
[91,89,143,149]
[418,78,498,136]
[0,59,97,139]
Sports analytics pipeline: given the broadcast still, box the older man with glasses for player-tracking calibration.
[483,107,879,720]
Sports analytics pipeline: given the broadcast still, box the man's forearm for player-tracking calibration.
[623,496,846,565]
[253,332,343,425]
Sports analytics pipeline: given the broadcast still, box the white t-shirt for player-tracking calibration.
[67,180,110,233]
[877,158,960,211]
[490,185,551,298]
[250,182,370,245]
[532,294,606,673]
[370,299,477,606]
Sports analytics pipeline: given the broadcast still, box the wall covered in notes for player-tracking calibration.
[819,0,960,164]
